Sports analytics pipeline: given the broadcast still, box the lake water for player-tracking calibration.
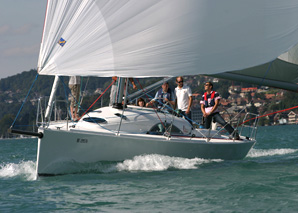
[0,125,297,212]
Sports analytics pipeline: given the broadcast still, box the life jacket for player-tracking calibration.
[204,91,215,107]
[156,88,173,106]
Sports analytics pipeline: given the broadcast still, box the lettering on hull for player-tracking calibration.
[77,138,88,143]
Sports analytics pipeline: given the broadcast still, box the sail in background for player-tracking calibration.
[38,0,298,78]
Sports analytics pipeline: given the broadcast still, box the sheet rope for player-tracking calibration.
[79,79,115,120]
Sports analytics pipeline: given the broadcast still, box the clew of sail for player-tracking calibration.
[38,0,298,78]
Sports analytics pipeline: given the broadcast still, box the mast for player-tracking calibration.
[45,75,60,122]
[113,77,126,109]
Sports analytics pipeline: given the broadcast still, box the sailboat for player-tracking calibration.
[12,0,298,175]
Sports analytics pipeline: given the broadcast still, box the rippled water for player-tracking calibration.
[1,125,298,212]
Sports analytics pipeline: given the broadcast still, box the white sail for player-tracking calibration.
[38,0,298,78]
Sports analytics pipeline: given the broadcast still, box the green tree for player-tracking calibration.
[0,114,14,137]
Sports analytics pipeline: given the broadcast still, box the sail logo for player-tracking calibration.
[58,38,66,47]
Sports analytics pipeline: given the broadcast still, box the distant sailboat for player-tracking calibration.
[13,0,298,175]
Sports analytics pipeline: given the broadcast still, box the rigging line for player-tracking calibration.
[131,87,157,103]
[77,77,84,109]
[58,77,114,132]
[260,60,274,87]
[135,79,202,139]
[242,61,273,118]
[207,104,250,140]
[59,76,91,123]
[240,105,298,125]
[58,76,87,119]
[117,78,129,136]
[79,79,116,120]
[134,79,169,107]
[212,61,273,138]
[10,73,39,128]
[79,77,89,106]
[135,78,151,103]
[208,61,274,138]
[135,79,195,137]
[247,60,273,106]
[238,60,282,126]
[44,76,114,132]
[134,80,192,125]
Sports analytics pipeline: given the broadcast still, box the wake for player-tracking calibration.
[2,150,296,179]
[247,148,297,158]
[0,161,37,181]
[116,154,222,172]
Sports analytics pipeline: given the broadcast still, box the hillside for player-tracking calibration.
[0,70,111,137]
[1,69,298,137]
[0,70,160,137]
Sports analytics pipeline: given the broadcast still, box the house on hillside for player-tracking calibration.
[265,94,275,100]
[228,85,241,94]
[288,111,298,124]
[273,113,288,125]
[241,87,257,93]
[94,88,103,94]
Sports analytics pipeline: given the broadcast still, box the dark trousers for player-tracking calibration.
[181,111,192,125]
[204,112,235,135]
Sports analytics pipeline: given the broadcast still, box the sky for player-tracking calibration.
[0,0,47,79]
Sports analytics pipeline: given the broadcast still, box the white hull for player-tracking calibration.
[36,128,255,175]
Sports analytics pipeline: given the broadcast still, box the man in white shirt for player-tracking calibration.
[175,76,193,124]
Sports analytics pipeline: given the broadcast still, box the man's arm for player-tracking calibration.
[185,87,193,114]
[167,99,175,107]
[146,92,158,107]
[209,99,220,115]
[186,96,193,114]
[174,98,177,109]
[146,99,155,107]
[129,78,137,89]
[201,103,207,117]
[165,91,175,107]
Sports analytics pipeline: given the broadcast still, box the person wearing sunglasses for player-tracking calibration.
[200,82,240,140]
[174,76,193,124]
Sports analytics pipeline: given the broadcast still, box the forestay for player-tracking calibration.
[38,0,298,78]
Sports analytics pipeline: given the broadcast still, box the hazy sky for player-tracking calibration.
[0,0,47,79]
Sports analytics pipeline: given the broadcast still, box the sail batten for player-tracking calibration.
[38,0,298,78]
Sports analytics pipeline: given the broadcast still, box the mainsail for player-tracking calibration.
[38,0,298,78]
[211,59,298,92]
[211,43,298,92]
